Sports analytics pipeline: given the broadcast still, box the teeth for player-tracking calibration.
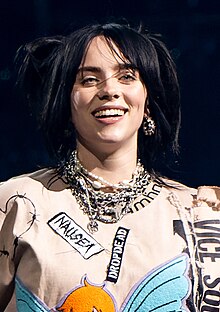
[94,109,125,117]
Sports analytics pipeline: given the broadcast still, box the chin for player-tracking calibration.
[98,134,125,144]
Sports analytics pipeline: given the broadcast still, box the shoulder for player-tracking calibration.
[161,179,220,218]
[196,185,220,210]
[0,168,67,203]
[160,179,220,211]
[163,179,196,192]
[160,179,197,207]
[0,168,68,229]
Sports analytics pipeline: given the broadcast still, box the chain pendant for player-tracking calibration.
[87,219,99,234]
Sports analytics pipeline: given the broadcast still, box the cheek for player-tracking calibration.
[70,91,86,126]
[70,89,95,111]
[139,86,147,112]
[70,90,80,113]
[138,84,147,101]
[70,89,94,126]
[127,85,147,109]
[70,91,79,127]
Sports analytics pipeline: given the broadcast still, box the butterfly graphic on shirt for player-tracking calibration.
[15,253,191,312]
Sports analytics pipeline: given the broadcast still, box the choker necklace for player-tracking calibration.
[63,150,152,233]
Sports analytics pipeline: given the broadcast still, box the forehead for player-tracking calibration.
[81,36,129,67]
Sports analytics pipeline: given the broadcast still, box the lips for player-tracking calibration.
[92,107,128,118]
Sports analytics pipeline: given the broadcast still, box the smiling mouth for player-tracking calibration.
[93,108,127,118]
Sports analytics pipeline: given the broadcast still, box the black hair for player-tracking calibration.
[16,22,180,176]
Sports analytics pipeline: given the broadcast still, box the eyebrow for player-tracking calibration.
[77,63,137,75]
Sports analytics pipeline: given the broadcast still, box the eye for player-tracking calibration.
[121,74,135,81]
[118,71,137,84]
[81,76,99,86]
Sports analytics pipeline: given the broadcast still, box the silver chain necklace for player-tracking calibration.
[63,150,152,233]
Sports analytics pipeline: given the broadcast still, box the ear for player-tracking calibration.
[144,108,150,118]
[144,98,150,116]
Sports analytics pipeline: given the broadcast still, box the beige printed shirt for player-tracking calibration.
[0,169,219,311]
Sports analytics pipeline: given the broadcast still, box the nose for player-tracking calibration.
[97,77,121,101]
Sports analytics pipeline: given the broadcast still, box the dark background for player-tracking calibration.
[0,0,219,187]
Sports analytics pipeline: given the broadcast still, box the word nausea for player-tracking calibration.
[48,212,104,259]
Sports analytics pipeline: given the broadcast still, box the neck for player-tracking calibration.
[76,141,138,184]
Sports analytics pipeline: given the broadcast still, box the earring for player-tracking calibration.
[142,116,156,136]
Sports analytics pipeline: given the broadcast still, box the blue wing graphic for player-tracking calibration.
[121,254,190,312]
[15,278,50,312]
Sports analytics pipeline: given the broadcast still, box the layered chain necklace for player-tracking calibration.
[63,150,152,233]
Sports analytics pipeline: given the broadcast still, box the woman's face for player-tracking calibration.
[70,36,147,152]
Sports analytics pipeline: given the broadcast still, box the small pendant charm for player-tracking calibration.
[87,220,99,234]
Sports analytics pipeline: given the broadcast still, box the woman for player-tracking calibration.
[0,22,219,312]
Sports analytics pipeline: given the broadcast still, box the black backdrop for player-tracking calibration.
[0,0,219,187]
